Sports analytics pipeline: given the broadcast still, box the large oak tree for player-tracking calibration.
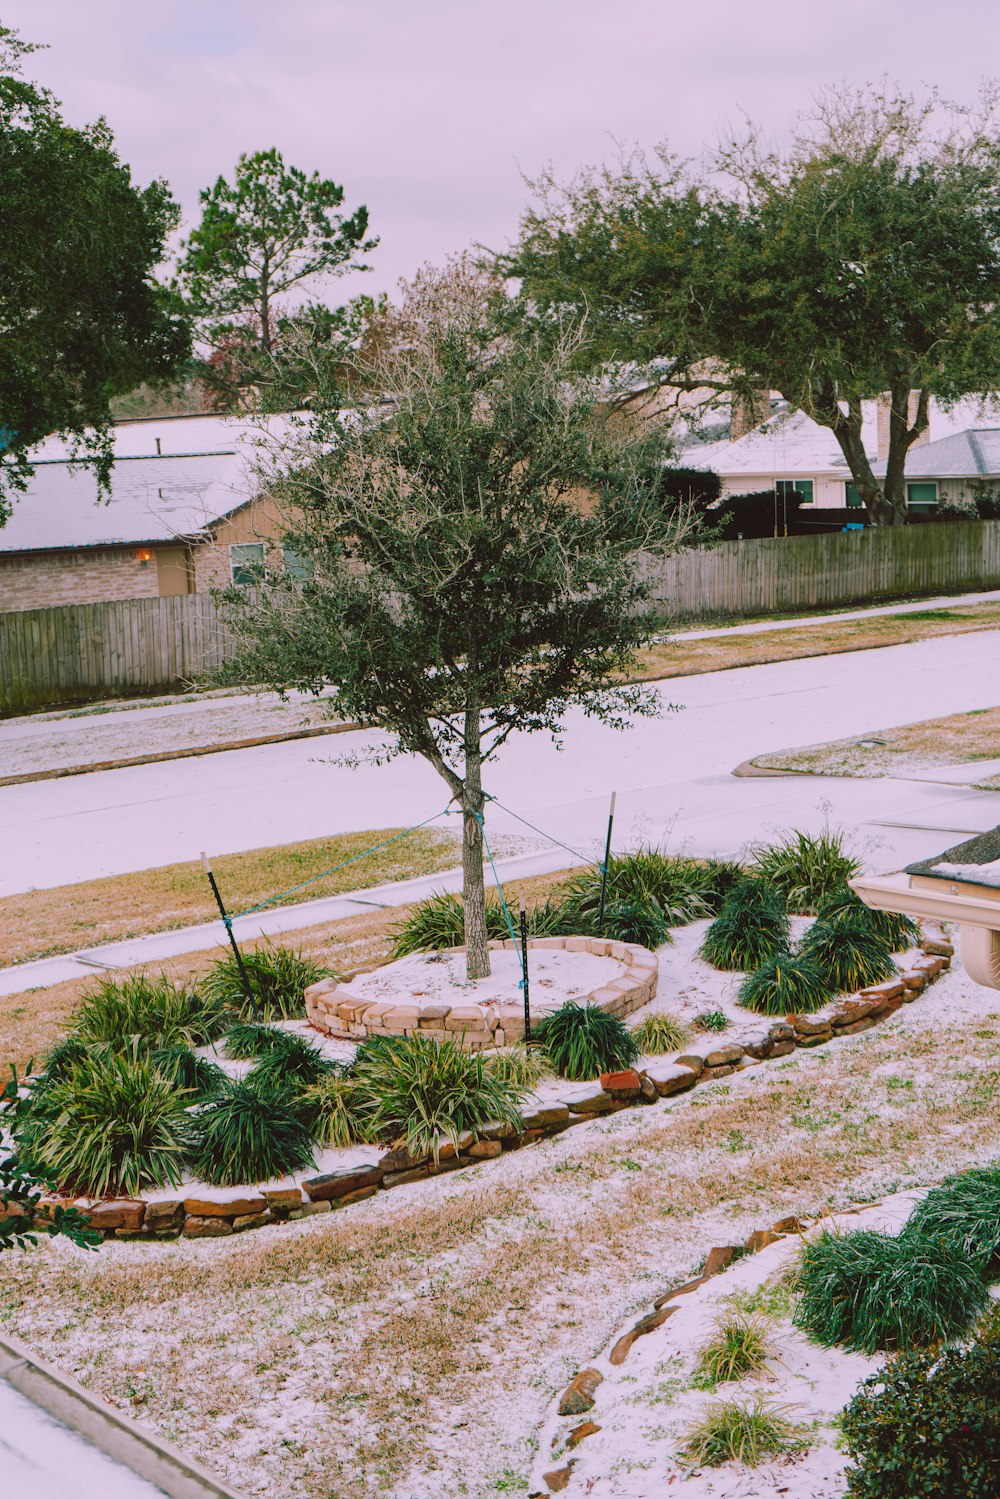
[510,85,1000,525]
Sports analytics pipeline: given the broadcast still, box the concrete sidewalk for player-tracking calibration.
[662,586,1000,641]
[0,843,577,997]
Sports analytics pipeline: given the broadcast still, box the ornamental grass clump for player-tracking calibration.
[484,1041,551,1090]
[533,1000,640,1081]
[840,1305,1000,1499]
[189,1079,316,1185]
[149,1044,228,1099]
[73,973,230,1051]
[798,918,896,993]
[351,1034,523,1162]
[391,892,509,957]
[749,826,861,914]
[793,1228,990,1354]
[905,1165,1000,1277]
[200,940,329,1019]
[679,1395,805,1467]
[221,1020,289,1060]
[699,877,790,971]
[14,1050,191,1198]
[691,1311,774,1389]
[631,1010,690,1054]
[815,883,921,951]
[738,951,833,1016]
[595,897,670,948]
[244,1031,335,1089]
[300,1073,375,1149]
[563,847,713,928]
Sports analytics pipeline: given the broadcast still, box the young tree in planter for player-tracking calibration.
[177,148,377,407]
[221,263,693,978]
[510,83,1000,526]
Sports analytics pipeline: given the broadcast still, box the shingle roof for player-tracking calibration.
[874,429,1000,480]
[905,825,1000,880]
[0,415,265,554]
[683,408,875,477]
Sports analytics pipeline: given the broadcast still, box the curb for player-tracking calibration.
[0,1331,249,1498]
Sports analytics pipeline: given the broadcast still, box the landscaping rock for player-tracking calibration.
[637,1072,658,1104]
[561,1083,614,1114]
[557,1368,603,1416]
[262,1188,305,1212]
[337,1185,380,1206]
[233,1210,273,1232]
[85,1200,145,1232]
[184,1193,266,1219]
[702,1062,737,1080]
[288,1201,332,1219]
[795,1031,831,1047]
[857,979,905,1002]
[182,1215,234,1238]
[834,1016,876,1036]
[654,1275,708,1306]
[673,1052,705,1076]
[642,1062,697,1098]
[566,1421,601,1448]
[143,1201,184,1232]
[704,1043,744,1067]
[466,1139,502,1159]
[598,1069,641,1100]
[745,1229,783,1253]
[520,1101,572,1129]
[542,1462,575,1493]
[772,1215,807,1233]
[703,1245,739,1277]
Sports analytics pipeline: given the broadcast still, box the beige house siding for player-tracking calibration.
[0,547,164,613]
[718,472,848,507]
[191,498,288,593]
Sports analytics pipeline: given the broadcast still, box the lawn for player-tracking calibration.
[0,867,571,1076]
[0,825,464,970]
[632,600,1000,683]
[3,965,998,1499]
[749,705,1000,779]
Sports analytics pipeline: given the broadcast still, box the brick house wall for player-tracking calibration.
[0,547,164,612]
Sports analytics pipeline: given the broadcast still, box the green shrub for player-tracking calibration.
[391,892,510,957]
[699,878,790,971]
[694,1009,729,1033]
[73,973,230,1050]
[484,1042,552,1090]
[815,883,921,950]
[738,951,833,1016]
[533,1001,640,1081]
[189,1080,316,1185]
[905,1166,1000,1277]
[793,1228,990,1354]
[300,1073,375,1148]
[749,826,861,914]
[15,1050,191,1198]
[702,859,748,913]
[562,848,713,928]
[200,940,329,1020]
[351,1034,523,1161]
[39,1036,91,1081]
[245,1031,335,1089]
[692,1311,774,1388]
[631,1011,690,1054]
[798,918,896,993]
[841,1306,1000,1499]
[679,1395,805,1466]
[221,1020,289,1060]
[149,1045,228,1098]
[596,897,670,948]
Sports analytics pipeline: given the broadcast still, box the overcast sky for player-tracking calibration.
[9,1,1000,303]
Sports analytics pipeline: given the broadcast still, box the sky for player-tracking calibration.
[9,0,1000,304]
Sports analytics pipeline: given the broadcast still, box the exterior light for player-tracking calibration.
[137,549,152,564]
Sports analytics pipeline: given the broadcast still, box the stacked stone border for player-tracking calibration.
[22,926,952,1244]
[304,935,658,1048]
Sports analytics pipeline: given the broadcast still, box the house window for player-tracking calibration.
[907,482,938,512]
[845,483,864,508]
[281,545,312,581]
[777,479,814,504]
[229,542,265,586]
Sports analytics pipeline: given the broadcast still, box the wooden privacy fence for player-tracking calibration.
[640,518,1000,619]
[2,520,1000,713]
[0,595,232,714]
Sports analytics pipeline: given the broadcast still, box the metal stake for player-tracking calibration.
[597,791,617,936]
[519,901,531,1044]
[201,851,256,1011]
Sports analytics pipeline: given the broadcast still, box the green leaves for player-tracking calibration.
[533,1001,640,1082]
[699,878,791,971]
[200,940,330,1020]
[738,951,833,1016]
[189,1079,316,1187]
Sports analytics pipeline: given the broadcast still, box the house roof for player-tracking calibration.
[683,408,877,478]
[0,414,269,555]
[906,825,1000,888]
[874,428,1000,481]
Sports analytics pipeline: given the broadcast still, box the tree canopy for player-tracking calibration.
[510,85,1000,525]
[0,27,189,522]
[178,148,376,406]
[220,263,692,977]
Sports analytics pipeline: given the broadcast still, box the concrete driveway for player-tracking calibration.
[2,629,999,899]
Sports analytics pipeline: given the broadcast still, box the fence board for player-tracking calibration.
[3,521,1000,713]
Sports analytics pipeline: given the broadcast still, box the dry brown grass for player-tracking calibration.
[3,981,999,1497]
[0,868,572,1076]
[751,704,1000,779]
[630,600,1000,683]
[0,826,462,970]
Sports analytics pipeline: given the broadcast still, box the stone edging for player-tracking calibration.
[18,928,952,1245]
[305,935,659,1049]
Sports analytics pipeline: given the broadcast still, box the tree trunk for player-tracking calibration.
[825,398,896,525]
[461,715,491,982]
[260,253,271,355]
